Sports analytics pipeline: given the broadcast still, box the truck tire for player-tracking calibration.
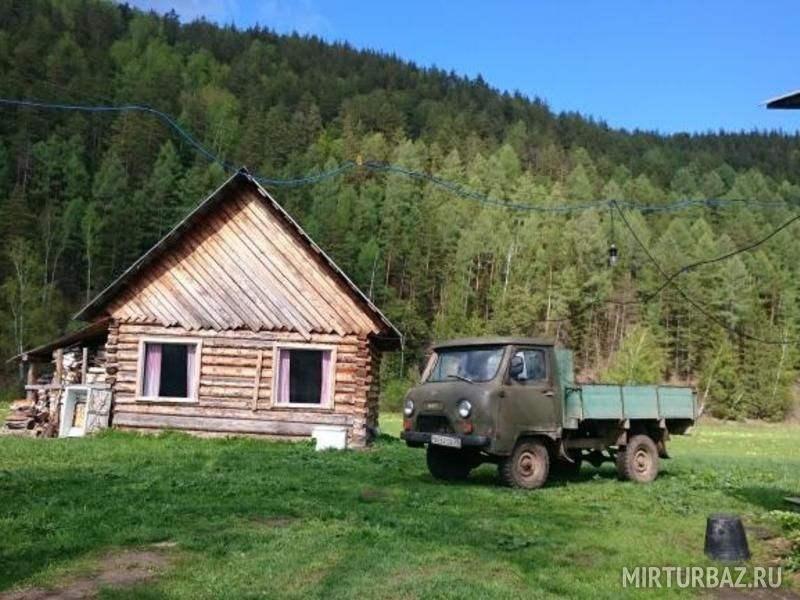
[426,445,471,481]
[498,438,550,489]
[616,434,659,483]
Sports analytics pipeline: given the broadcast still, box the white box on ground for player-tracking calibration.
[311,425,348,450]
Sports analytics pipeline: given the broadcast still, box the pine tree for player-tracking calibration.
[2,1,800,415]
[603,324,665,384]
[141,140,183,243]
[698,335,742,419]
[93,151,131,278]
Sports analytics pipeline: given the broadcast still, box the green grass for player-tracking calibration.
[0,420,797,599]
[0,387,19,422]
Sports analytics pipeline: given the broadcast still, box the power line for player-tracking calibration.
[364,159,789,213]
[256,162,357,186]
[3,95,798,342]
[526,211,800,324]
[0,96,794,212]
[616,211,800,306]
[0,97,224,166]
[612,200,797,345]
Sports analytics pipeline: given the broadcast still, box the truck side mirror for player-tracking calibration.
[509,355,524,380]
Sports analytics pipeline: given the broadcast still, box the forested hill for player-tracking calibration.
[1,0,799,419]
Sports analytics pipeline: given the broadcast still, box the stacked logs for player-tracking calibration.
[61,346,106,385]
[4,399,36,431]
[61,346,107,385]
[4,343,109,437]
[3,395,53,436]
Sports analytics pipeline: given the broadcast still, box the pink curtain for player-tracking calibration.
[320,351,331,405]
[185,344,196,398]
[279,349,291,403]
[143,343,162,397]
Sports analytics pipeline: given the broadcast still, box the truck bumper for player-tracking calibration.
[400,431,490,447]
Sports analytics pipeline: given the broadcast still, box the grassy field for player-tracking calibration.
[0,419,798,599]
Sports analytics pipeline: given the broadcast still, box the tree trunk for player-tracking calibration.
[544,265,553,335]
[769,329,788,411]
[502,239,514,303]
[368,252,379,301]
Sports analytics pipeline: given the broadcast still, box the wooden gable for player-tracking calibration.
[77,171,398,341]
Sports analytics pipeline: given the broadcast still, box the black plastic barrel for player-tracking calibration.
[704,514,750,561]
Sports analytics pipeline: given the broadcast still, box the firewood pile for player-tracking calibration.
[87,365,107,385]
[3,394,55,437]
[61,347,107,385]
[89,348,108,384]
[4,343,107,437]
[61,350,82,384]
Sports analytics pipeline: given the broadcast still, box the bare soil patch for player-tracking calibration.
[0,547,175,600]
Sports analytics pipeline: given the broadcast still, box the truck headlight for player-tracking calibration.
[457,399,472,418]
[403,399,415,416]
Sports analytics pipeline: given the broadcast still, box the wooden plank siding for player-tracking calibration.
[106,187,382,336]
[35,171,404,446]
[109,322,377,447]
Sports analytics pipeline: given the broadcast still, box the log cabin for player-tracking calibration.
[12,168,401,447]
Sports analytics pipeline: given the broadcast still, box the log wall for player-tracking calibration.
[109,322,379,447]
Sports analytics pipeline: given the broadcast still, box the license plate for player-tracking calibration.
[430,434,462,449]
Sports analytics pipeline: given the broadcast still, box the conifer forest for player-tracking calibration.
[2,0,800,420]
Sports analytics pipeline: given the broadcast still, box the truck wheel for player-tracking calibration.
[616,434,659,483]
[499,439,550,489]
[426,445,471,481]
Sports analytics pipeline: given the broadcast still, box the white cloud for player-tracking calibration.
[124,0,331,34]
[257,0,331,35]
[125,0,242,24]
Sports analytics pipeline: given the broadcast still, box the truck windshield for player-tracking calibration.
[427,346,505,383]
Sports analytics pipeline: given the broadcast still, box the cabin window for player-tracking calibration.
[138,339,201,402]
[511,348,547,382]
[273,345,335,408]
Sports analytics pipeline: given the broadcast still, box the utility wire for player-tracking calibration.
[364,159,788,213]
[612,200,797,345]
[0,97,225,167]
[3,95,799,341]
[616,211,800,306]
[527,211,800,323]
[256,162,357,186]
[0,96,794,212]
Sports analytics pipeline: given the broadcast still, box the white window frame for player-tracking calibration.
[59,385,91,438]
[271,342,337,410]
[135,337,202,403]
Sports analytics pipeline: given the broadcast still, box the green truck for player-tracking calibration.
[400,337,696,489]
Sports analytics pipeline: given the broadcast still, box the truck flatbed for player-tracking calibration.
[555,349,696,430]
[564,384,696,428]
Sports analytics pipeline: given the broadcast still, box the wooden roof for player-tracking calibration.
[8,318,111,363]
[75,169,401,345]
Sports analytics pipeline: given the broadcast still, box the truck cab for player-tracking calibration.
[401,337,696,489]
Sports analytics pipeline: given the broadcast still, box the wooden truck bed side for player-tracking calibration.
[563,384,696,429]
[555,349,696,430]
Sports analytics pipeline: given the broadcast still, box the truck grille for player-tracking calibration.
[416,415,454,434]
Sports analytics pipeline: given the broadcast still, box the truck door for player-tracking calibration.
[499,346,558,440]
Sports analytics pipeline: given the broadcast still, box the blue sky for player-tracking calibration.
[129,0,800,134]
